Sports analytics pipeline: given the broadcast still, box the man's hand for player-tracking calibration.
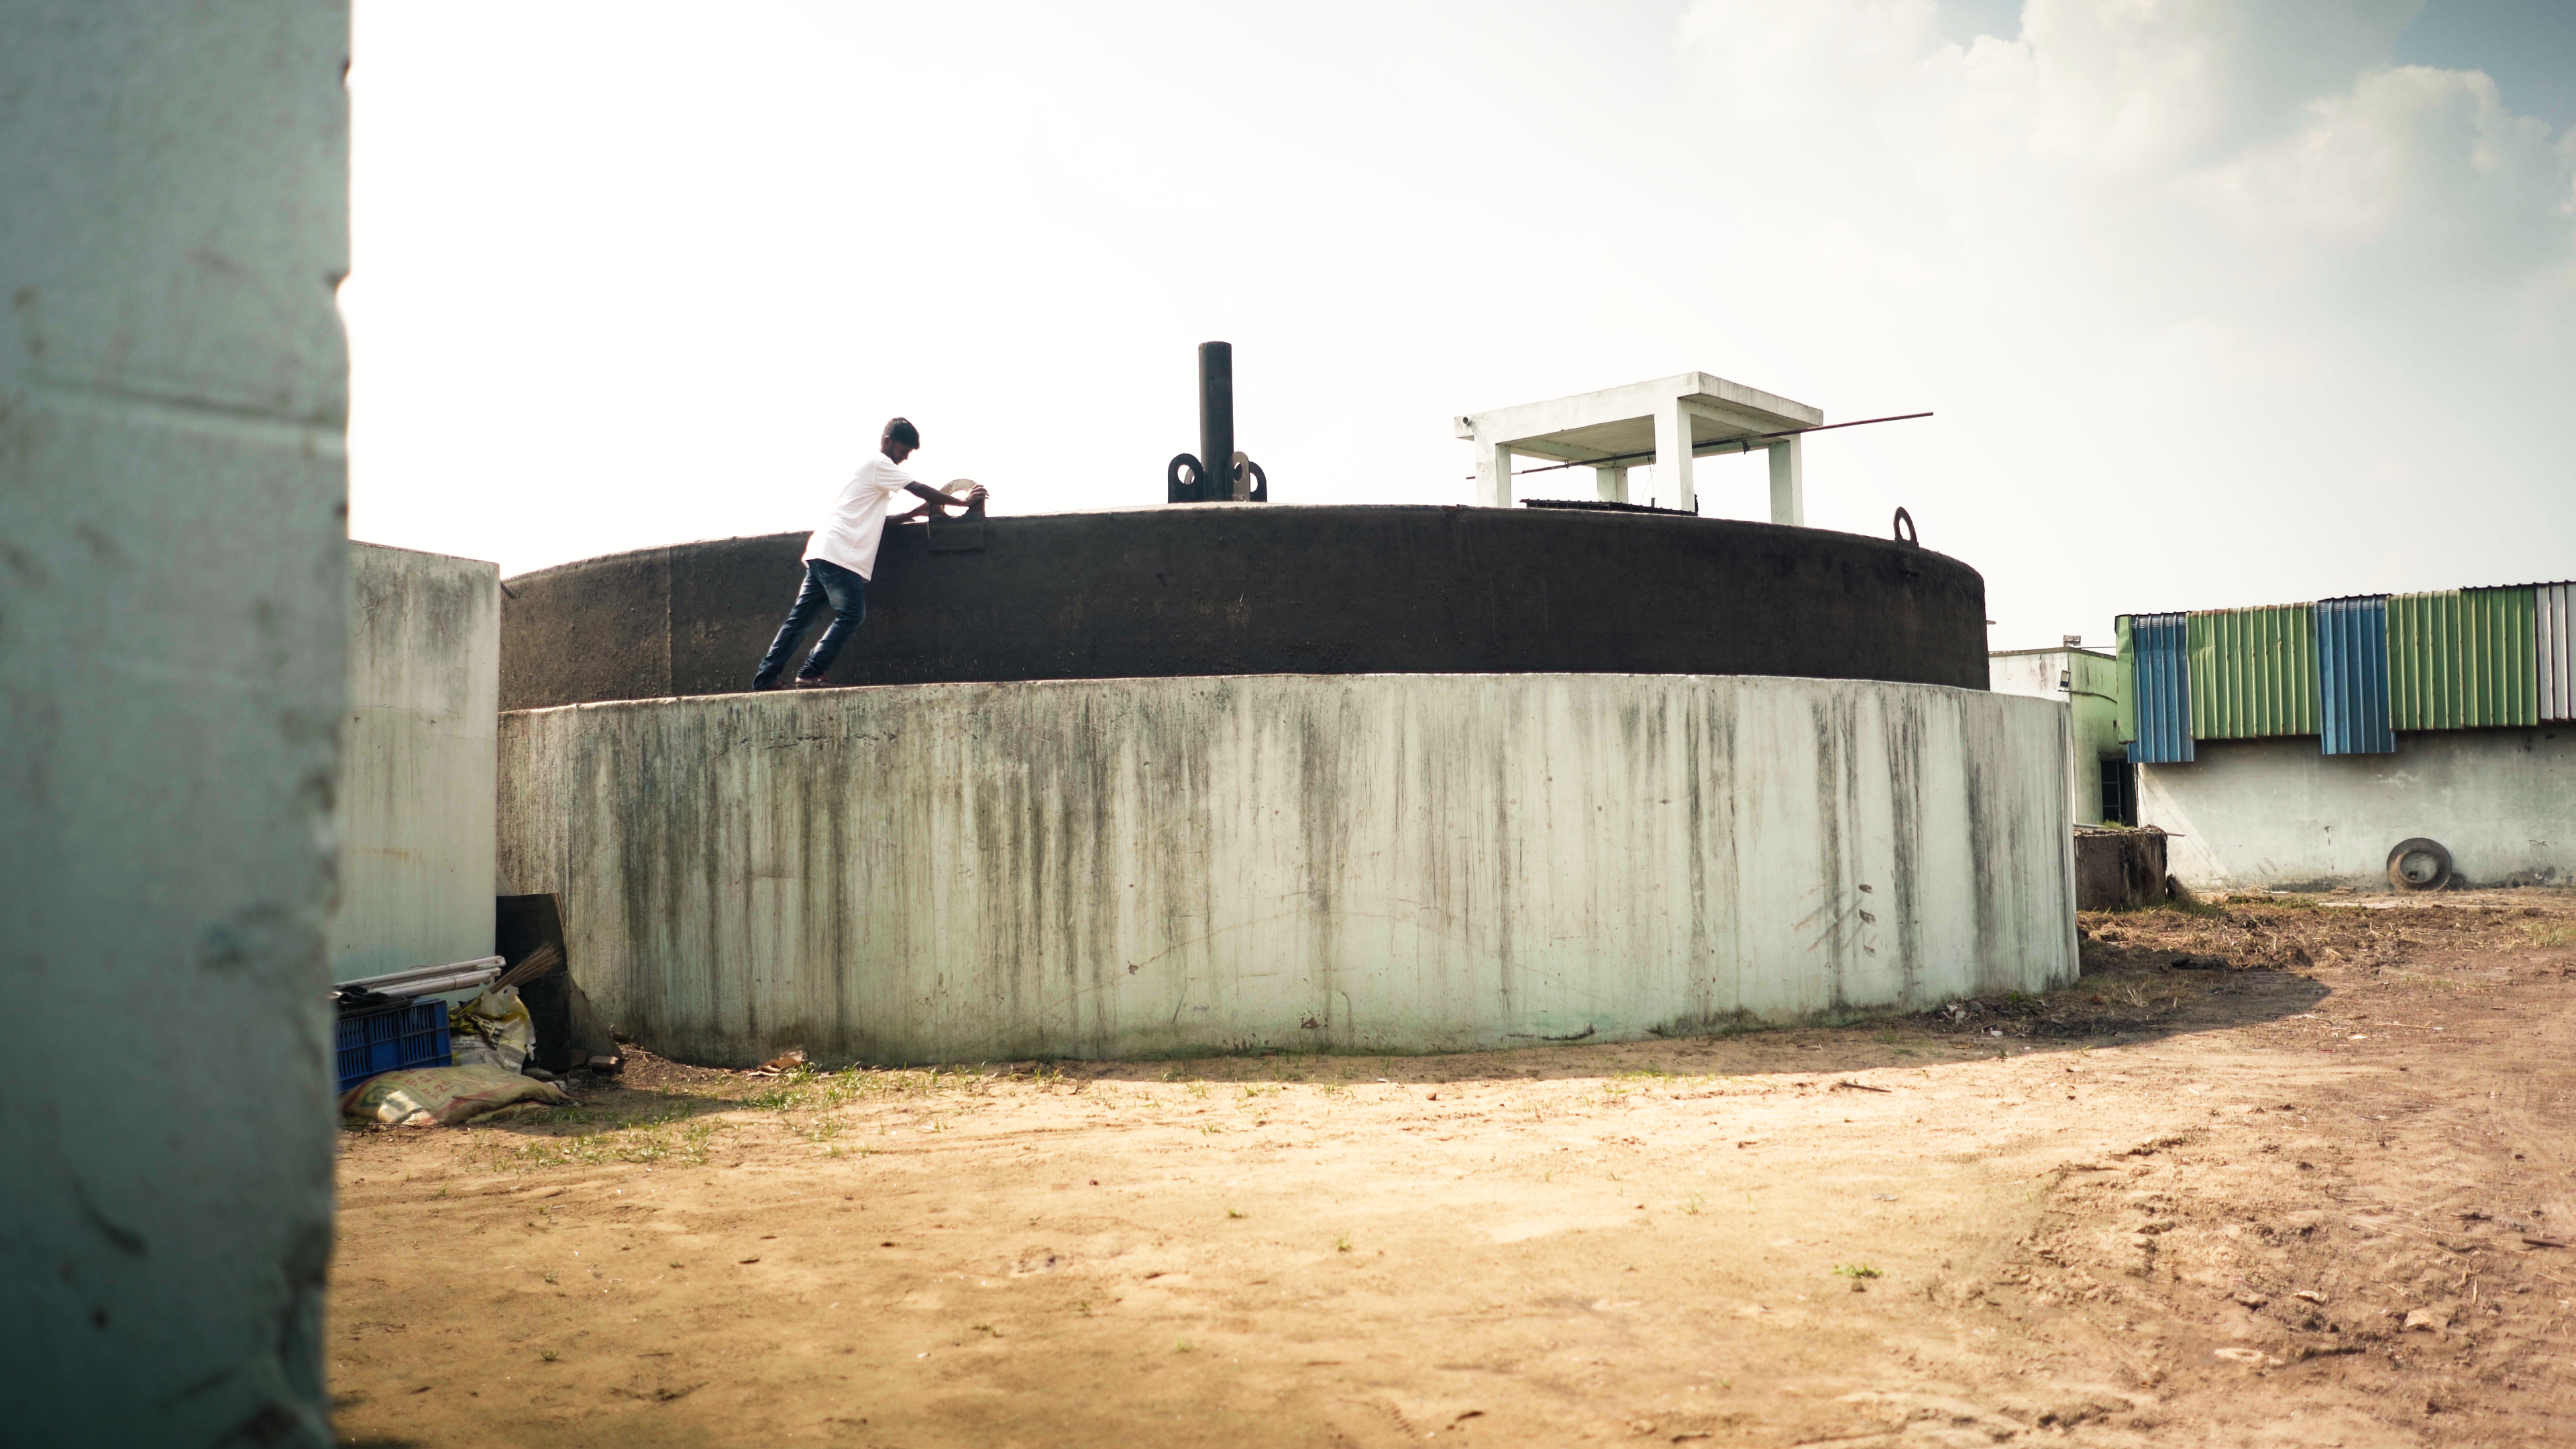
[906,480,988,514]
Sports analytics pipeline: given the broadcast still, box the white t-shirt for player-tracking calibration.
[802,453,918,580]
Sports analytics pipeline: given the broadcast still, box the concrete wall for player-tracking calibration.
[2141,728,2576,890]
[500,674,2076,1066]
[335,542,498,980]
[0,5,346,1445]
[1989,648,2123,825]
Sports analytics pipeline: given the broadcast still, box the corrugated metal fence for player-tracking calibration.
[2121,612,2193,763]
[2188,604,2317,739]
[2117,582,2570,759]
[2389,587,2537,730]
[2315,596,2394,755]
[2542,583,2573,723]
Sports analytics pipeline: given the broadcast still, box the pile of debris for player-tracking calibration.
[333,895,623,1127]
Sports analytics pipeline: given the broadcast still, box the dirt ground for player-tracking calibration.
[331,888,2576,1448]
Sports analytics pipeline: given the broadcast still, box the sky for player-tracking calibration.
[343,1,2576,650]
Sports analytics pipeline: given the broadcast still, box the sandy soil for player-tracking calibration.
[331,889,2576,1448]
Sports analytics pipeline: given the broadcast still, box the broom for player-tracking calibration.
[492,942,564,991]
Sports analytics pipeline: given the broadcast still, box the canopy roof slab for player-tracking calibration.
[1455,372,1823,524]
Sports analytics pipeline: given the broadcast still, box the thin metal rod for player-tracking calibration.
[339,955,506,993]
[1468,411,1933,480]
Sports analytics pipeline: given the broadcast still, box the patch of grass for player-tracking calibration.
[1226,1207,1244,1219]
[510,1111,720,1171]
[1831,1263,1882,1279]
[1334,1236,1353,1253]
[539,1348,559,1362]
[2523,923,2576,949]
[1185,1081,1210,1099]
[1682,1193,1705,1216]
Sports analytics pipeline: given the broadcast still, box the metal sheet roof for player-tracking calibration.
[2121,612,2194,764]
[2316,596,2395,755]
[2390,587,2537,731]
[2542,583,2573,723]
[2188,604,2317,739]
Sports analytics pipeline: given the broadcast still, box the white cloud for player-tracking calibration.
[1666,0,2575,631]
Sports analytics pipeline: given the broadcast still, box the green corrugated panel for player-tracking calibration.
[2186,603,2318,739]
[2114,615,2137,743]
[2389,587,2537,729]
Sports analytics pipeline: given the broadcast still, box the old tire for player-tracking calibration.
[2386,837,2453,893]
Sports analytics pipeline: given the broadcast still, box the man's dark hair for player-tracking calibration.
[883,417,920,449]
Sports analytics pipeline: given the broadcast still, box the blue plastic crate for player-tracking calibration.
[335,998,452,1096]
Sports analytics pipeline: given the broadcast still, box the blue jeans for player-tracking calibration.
[753,559,867,686]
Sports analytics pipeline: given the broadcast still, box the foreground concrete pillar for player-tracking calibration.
[0,5,349,1446]
[1652,397,1696,512]
[1768,434,1805,526]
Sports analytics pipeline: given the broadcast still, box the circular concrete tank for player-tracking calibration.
[494,507,2075,1067]
[498,504,1992,709]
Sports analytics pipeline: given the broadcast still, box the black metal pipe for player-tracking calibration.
[1198,341,1234,502]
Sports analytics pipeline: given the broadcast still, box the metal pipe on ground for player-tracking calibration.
[339,955,505,997]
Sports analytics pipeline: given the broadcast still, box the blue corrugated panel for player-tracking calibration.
[2316,595,2394,755]
[2127,612,2194,763]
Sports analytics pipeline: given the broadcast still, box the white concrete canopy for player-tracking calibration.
[1454,372,1822,523]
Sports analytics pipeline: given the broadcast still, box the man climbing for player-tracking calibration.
[751,417,989,690]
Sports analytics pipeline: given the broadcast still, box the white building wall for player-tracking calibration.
[0,5,346,1444]
[500,674,2076,1066]
[334,542,498,980]
[2141,729,2576,890]
[1988,649,2123,825]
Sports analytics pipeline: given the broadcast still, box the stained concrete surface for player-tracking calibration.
[499,673,2075,1067]
[336,541,498,979]
[1990,647,2123,826]
[498,505,1992,709]
[0,5,347,1444]
[2142,729,2576,891]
